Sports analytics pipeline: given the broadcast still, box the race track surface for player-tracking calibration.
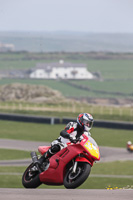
[0,139,133,166]
[0,188,133,200]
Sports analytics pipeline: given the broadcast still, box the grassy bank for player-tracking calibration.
[1,161,132,176]
[0,78,133,100]
[0,175,132,189]
[0,149,30,160]
[0,161,132,189]
[0,101,133,122]
[0,120,132,148]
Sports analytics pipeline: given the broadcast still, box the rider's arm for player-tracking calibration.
[60,129,70,139]
[60,122,74,139]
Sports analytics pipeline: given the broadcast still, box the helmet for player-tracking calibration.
[127,141,132,147]
[127,141,132,145]
[77,113,94,132]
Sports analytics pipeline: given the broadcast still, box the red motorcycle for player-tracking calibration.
[22,134,100,189]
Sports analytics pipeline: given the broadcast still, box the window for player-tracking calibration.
[64,73,67,78]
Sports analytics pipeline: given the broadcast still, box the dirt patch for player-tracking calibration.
[0,83,71,104]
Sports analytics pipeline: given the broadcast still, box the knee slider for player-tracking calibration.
[51,145,60,153]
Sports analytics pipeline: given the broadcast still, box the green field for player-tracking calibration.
[0,120,133,189]
[0,149,30,160]
[0,52,133,99]
[0,78,133,99]
[0,120,132,148]
[0,54,133,79]
[86,59,133,80]
[0,161,132,189]
[0,175,132,189]
[1,161,132,176]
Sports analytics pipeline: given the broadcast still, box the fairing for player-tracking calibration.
[38,134,100,185]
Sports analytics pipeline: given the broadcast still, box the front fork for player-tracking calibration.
[72,161,78,173]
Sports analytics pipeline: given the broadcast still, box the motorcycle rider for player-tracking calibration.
[37,113,94,165]
[127,141,133,152]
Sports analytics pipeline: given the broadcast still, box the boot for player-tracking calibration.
[37,150,53,166]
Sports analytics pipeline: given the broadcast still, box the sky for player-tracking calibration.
[0,0,133,33]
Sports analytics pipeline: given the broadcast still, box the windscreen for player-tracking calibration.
[88,136,98,148]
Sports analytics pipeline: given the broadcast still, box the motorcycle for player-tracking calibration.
[22,134,100,189]
[127,141,133,152]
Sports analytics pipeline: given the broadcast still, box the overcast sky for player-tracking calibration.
[0,0,133,33]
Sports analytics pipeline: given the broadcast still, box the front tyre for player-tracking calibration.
[22,163,42,188]
[64,162,91,189]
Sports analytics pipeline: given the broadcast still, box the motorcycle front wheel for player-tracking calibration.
[22,163,42,188]
[63,162,91,189]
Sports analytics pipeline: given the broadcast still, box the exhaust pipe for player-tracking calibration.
[30,152,38,164]
[30,152,42,173]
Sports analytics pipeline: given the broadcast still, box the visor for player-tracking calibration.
[83,119,93,128]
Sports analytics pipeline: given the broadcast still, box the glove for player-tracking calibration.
[79,135,84,141]
[69,135,77,144]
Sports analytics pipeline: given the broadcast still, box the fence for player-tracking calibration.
[0,102,133,117]
[0,113,133,130]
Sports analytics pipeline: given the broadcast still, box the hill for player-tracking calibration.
[0,83,70,104]
[0,31,133,52]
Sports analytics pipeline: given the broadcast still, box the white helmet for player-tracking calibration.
[127,141,132,145]
[77,113,94,132]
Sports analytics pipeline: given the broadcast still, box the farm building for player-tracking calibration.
[30,60,94,80]
[0,42,15,52]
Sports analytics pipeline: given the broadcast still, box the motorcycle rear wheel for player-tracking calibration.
[64,162,91,189]
[22,163,42,188]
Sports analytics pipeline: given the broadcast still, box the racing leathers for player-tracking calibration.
[58,121,91,146]
[38,122,91,164]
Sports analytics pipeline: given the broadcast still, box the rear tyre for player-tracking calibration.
[64,162,91,189]
[22,163,42,188]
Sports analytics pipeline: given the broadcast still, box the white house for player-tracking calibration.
[30,61,94,80]
[0,42,15,52]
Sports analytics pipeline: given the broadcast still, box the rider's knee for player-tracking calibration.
[51,144,60,153]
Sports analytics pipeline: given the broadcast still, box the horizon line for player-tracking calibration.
[0,30,133,34]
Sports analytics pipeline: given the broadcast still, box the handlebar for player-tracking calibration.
[70,137,82,144]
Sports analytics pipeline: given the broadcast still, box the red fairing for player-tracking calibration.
[39,148,71,185]
[39,145,84,185]
[75,157,92,166]
[38,146,50,155]
[38,134,100,185]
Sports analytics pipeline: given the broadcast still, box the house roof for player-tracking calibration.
[35,62,87,69]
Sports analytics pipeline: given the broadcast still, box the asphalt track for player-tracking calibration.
[0,188,133,200]
[0,139,133,166]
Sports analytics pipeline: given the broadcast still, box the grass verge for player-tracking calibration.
[0,120,132,148]
[0,161,132,189]
[0,175,132,189]
[0,103,133,122]
[0,149,30,160]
